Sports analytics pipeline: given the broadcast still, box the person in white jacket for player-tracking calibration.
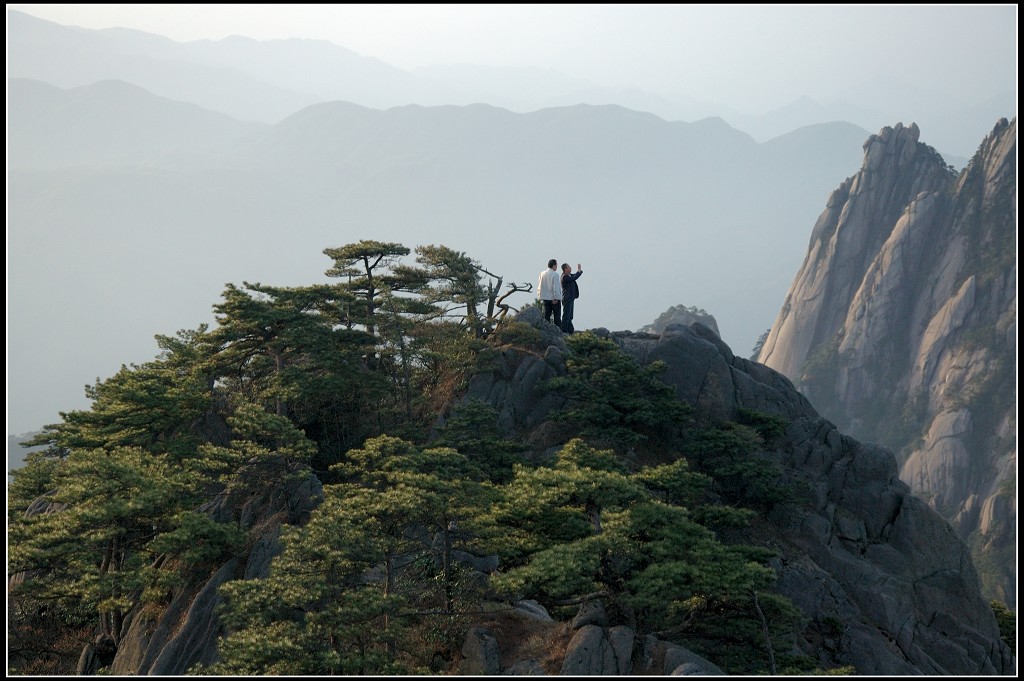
[537,258,562,327]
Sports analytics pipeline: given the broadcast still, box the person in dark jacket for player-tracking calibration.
[560,263,583,333]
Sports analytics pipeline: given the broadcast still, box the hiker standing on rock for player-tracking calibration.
[537,258,562,327]
[560,263,583,333]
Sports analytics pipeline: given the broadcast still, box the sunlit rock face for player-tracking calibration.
[758,118,1017,606]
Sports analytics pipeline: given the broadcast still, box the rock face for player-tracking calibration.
[464,311,1013,674]
[107,463,323,675]
[613,325,1012,674]
[560,624,634,675]
[757,119,1017,606]
[639,635,725,675]
[460,627,502,675]
[457,305,569,441]
[459,602,724,676]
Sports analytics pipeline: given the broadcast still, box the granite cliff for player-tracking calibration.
[758,119,1016,606]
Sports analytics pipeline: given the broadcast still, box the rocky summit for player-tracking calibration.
[13,307,1014,675]
[448,310,1013,674]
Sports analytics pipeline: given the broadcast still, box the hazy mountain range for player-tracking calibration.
[6,8,1014,437]
[8,74,876,435]
[7,9,1009,159]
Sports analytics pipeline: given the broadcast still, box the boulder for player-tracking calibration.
[571,599,609,630]
[640,635,724,675]
[560,624,634,676]
[460,627,501,676]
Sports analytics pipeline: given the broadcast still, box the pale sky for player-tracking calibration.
[8,3,1018,112]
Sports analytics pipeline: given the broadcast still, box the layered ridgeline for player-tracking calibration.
[758,119,1017,606]
[8,9,1011,159]
[7,244,1013,674]
[8,75,871,437]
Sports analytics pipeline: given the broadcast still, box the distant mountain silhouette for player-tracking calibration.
[8,78,265,167]
[8,8,1012,157]
[727,95,889,144]
[7,80,871,433]
[725,89,1013,161]
[7,10,322,123]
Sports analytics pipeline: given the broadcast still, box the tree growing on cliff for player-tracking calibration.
[207,436,498,674]
[9,329,222,653]
[487,438,796,673]
[543,332,692,452]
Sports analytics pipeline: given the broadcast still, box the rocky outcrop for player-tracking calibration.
[44,280,1011,675]
[609,325,1012,675]
[459,604,723,676]
[464,308,1013,674]
[639,304,721,338]
[612,323,820,426]
[102,298,1011,675]
[639,635,725,675]
[38,278,1013,675]
[560,624,635,675]
[452,305,569,444]
[758,122,955,381]
[461,627,502,675]
[757,119,1016,605]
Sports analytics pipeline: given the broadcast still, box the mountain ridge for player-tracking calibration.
[8,77,266,168]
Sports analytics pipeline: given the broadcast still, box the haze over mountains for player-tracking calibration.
[6,9,1015,435]
[7,76,872,434]
[7,9,1010,159]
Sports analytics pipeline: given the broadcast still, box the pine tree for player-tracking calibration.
[488,438,793,672]
[203,281,384,465]
[208,435,497,674]
[322,240,428,338]
[415,244,488,337]
[23,327,213,461]
[9,444,212,645]
[433,399,525,483]
[544,332,692,451]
